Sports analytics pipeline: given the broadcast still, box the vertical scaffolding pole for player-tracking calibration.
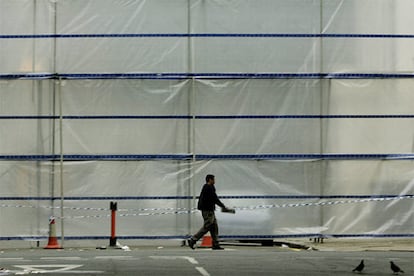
[32,0,42,244]
[51,0,65,247]
[58,77,65,247]
[187,0,195,237]
[318,0,325,240]
[49,0,57,232]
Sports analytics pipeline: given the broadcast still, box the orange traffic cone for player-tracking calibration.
[199,235,212,248]
[44,216,62,249]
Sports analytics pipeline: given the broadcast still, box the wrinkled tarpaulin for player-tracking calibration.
[0,0,413,245]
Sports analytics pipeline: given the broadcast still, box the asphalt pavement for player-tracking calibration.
[0,239,412,276]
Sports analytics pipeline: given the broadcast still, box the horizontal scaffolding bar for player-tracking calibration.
[0,195,412,201]
[1,73,414,80]
[1,33,414,39]
[1,115,414,120]
[1,154,414,161]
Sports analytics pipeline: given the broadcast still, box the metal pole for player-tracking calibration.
[33,0,42,244]
[58,77,64,247]
[52,0,65,247]
[187,0,196,236]
[49,0,58,226]
[319,0,325,241]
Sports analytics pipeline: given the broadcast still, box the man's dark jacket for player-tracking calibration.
[197,183,225,211]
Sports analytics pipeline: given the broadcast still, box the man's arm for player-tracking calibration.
[212,188,226,209]
[215,195,226,209]
[209,185,225,209]
[211,186,236,213]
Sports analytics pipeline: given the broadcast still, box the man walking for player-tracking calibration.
[188,174,234,250]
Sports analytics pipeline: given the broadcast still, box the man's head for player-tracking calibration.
[205,174,215,185]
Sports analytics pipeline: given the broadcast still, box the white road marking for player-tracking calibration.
[149,256,198,264]
[195,266,211,276]
[12,264,103,274]
[150,256,210,276]
[95,256,134,260]
[41,257,84,261]
[183,256,199,265]
[0,258,24,261]
[14,264,83,272]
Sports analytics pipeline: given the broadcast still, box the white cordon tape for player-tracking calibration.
[0,204,109,211]
[234,196,414,211]
[1,196,412,220]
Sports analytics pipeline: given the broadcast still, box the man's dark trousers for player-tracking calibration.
[193,210,219,247]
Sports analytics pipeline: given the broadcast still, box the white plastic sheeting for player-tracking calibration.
[1,0,413,245]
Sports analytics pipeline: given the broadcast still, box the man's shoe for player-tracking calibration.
[212,246,224,250]
[187,239,196,250]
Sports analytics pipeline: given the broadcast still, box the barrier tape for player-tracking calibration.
[0,204,109,211]
[234,196,414,210]
[2,233,413,241]
[1,195,412,220]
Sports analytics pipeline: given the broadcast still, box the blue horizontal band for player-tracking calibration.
[195,154,414,160]
[1,33,414,39]
[0,115,192,120]
[0,154,192,161]
[1,73,414,80]
[220,234,414,239]
[0,73,54,79]
[1,154,414,161]
[196,115,414,119]
[0,195,412,201]
[0,196,192,201]
[1,114,414,120]
[1,233,413,241]
[220,194,414,200]
[0,154,192,160]
[60,73,414,79]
